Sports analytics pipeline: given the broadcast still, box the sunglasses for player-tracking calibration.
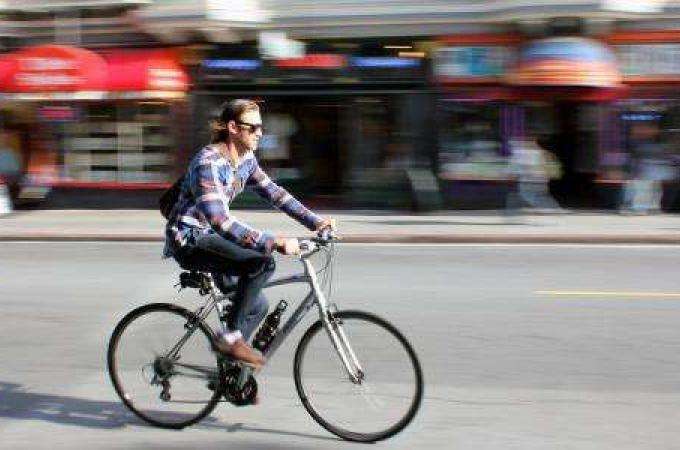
[236,120,265,134]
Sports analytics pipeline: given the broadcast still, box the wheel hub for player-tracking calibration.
[153,356,174,378]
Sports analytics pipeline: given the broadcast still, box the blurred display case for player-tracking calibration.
[61,102,173,183]
[437,101,509,182]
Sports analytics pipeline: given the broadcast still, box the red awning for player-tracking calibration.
[0,45,188,98]
[0,56,14,87]
[0,44,108,93]
[103,49,188,92]
[506,37,622,88]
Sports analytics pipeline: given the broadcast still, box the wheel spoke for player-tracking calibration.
[294,311,423,442]
[108,304,223,428]
[353,381,386,411]
[172,362,218,377]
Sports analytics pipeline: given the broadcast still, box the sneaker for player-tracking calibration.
[215,337,265,368]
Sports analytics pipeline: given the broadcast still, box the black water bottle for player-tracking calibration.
[253,300,288,353]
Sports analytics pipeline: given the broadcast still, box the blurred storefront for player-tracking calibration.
[195,40,433,209]
[506,36,626,208]
[433,33,521,208]
[0,44,189,206]
[601,30,680,210]
[5,1,680,211]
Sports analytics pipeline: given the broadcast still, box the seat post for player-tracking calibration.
[199,272,214,296]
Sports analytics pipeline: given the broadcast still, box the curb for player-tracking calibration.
[1,233,680,244]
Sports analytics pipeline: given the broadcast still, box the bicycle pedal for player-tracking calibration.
[217,354,263,373]
[237,361,263,373]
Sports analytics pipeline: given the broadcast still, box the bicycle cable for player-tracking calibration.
[321,242,337,303]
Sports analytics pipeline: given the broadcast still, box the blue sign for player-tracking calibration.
[202,59,261,70]
[435,46,513,78]
[621,112,662,122]
[350,57,421,69]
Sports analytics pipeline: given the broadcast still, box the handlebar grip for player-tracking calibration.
[298,240,312,252]
[318,227,337,241]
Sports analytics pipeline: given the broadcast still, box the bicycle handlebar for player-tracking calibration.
[317,227,336,242]
[298,230,338,258]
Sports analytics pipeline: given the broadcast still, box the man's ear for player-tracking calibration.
[227,120,239,134]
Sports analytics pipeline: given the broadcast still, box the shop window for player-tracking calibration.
[352,96,419,170]
[613,102,680,182]
[60,101,174,183]
[437,102,506,180]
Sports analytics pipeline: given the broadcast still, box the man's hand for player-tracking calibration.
[274,237,300,255]
[315,217,336,233]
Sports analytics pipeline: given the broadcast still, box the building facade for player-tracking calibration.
[3,1,680,208]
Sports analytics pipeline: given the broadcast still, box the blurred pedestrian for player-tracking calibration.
[505,135,563,213]
[620,122,673,214]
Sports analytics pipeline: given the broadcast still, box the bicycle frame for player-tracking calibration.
[173,242,364,389]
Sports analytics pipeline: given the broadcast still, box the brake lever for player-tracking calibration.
[318,228,335,241]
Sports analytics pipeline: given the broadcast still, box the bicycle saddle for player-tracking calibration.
[178,271,212,290]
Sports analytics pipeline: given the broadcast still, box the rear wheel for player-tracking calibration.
[107,303,223,429]
[294,310,423,442]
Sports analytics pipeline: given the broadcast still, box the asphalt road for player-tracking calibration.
[1,242,680,449]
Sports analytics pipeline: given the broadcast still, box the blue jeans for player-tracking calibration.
[174,232,273,341]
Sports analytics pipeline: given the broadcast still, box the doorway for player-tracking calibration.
[526,101,602,207]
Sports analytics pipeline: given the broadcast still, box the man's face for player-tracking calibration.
[233,109,263,153]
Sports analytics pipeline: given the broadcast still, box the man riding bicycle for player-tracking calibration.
[163,99,333,369]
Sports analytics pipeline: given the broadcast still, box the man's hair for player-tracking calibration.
[210,99,260,143]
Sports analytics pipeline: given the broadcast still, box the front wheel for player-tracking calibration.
[293,310,423,442]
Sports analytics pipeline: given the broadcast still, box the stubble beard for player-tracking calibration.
[234,136,255,155]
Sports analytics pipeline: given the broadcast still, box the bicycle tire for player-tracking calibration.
[107,303,223,429]
[293,310,423,442]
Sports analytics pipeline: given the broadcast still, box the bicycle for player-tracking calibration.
[107,233,423,442]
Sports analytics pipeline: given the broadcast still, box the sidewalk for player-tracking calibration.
[2,209,680,244]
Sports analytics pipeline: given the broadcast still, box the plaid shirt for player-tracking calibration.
[164,144,322,257]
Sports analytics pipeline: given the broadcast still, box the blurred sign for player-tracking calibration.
[259,31,305,59]
[275,54,346,69]
[15,58,82,88]
[104,49,188,93]
[616,44,680,76]
[3,45,108,93]
[37,105,79,122]
[201,58,261,82]
[202,59,261,70]
[434,46,514,78]
[350,57,420,69]
[602,0,666,13]
[207,0,269,22]
[507,38,621,88]
[621,111,662,121]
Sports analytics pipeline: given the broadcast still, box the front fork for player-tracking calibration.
[235,258,366,389]
[303,258,365,384]
[323,309,365,384]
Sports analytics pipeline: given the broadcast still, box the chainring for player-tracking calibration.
[223,367,258,406]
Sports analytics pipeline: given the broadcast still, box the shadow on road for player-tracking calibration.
[0,381,131,429]
[0,382,339,442]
